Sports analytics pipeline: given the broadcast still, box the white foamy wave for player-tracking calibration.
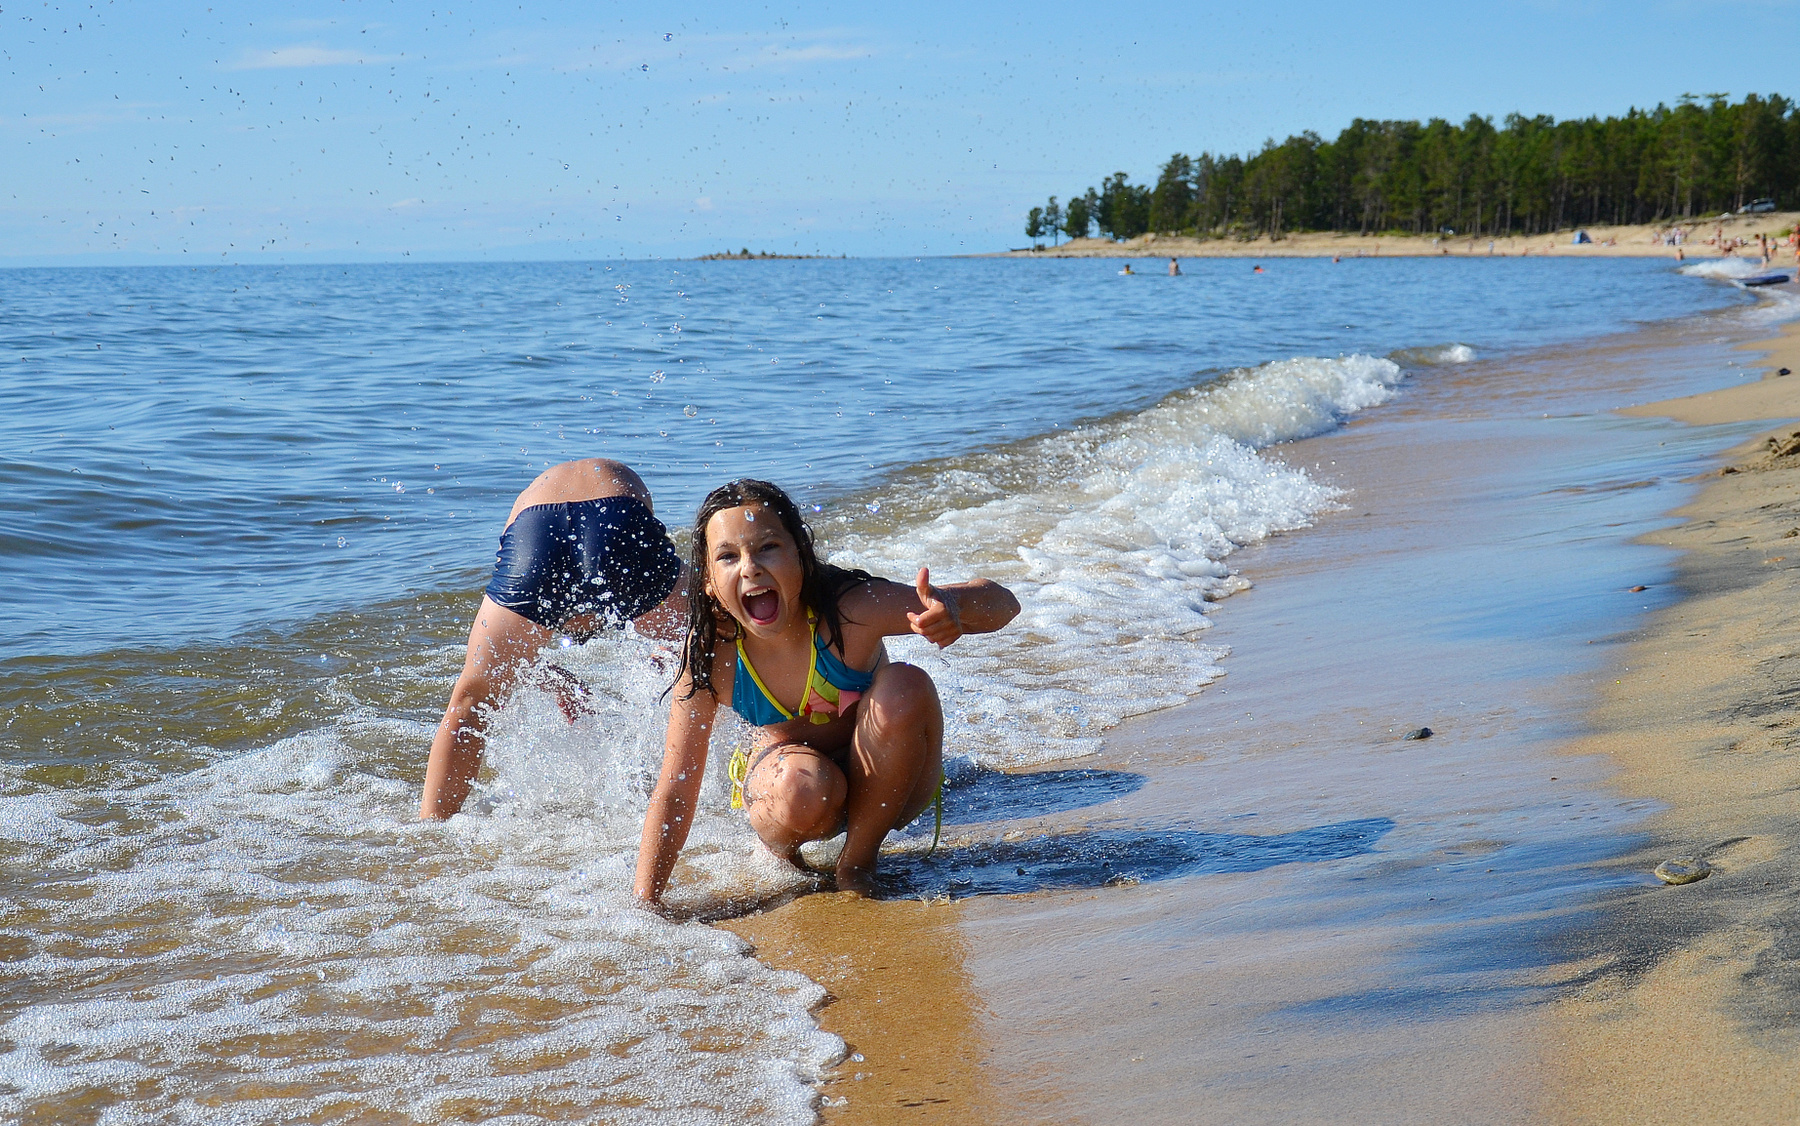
[1390,343,1477,366]
[0,712,838,1126]
[1680,257,1772,280]
[1676,257,1800,325]
[826,354,1404,768]
[0,794,93,844]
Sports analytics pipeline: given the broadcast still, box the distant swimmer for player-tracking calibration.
[420,458,689,820]
[1120,263,1134,275]
[1167,257,1181,276]
[1253,265,1264,274]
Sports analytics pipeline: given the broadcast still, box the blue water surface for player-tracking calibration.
[0,256,1744,659]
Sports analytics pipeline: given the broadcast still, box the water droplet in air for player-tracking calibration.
[393,483,405,493]
[650,370,666,383]
[336,537,347,547]
[865,502,881,514]
[683,404,698,417]
[663,32,673,40]
[640,63,649,71]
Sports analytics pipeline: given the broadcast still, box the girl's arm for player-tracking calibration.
[634,673,718,906]
[855,567,1021,648]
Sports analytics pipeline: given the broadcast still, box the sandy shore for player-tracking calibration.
[995,213,1800,261]
[1542,323,1800,1121]
[727,294,1800,1123]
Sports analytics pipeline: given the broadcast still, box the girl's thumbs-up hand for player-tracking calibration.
[906,566,963,648]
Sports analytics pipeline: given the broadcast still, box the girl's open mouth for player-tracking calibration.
[744,589,779,625]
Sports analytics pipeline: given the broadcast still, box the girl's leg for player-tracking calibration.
[837,662,943,895]
[420,596,554,819]
[743,743,849,862]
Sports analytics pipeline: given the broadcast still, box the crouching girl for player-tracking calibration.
[633,479,1020,903]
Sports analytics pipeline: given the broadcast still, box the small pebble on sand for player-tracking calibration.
[1654,858,1712,885]
[1402,727,1433,741]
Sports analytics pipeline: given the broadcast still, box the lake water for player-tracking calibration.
[0,255,1770,1122]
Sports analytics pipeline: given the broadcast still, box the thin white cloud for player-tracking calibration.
[229,45,388,70]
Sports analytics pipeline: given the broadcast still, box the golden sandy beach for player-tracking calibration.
[999,213,1800,261]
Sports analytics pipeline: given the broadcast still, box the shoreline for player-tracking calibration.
[1543,321,1800,1120]
[726,292,1800,1121]
[987,212,1800,260]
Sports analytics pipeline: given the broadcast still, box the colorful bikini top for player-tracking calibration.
[730,610,875,727]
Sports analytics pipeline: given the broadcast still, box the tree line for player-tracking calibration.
[1025,93,1800,243]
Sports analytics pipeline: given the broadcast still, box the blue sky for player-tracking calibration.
[6,1,1798,262]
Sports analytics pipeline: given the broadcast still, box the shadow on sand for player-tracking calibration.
[940,767,1148,826]
[880,817,1396,900]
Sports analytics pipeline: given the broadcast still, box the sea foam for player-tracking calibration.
[827,353,1404,768]
[0,351,1402,1124]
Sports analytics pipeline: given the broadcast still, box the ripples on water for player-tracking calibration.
[0,257,1747,1121]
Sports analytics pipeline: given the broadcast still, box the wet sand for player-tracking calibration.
[731,300,1800,1122]
[1542,323,1800,1122]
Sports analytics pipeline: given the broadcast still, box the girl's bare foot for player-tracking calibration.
[834,865,877,897]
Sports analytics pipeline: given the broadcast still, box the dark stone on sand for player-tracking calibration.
[1780,368,1791,376]
[1654,858,1712,885]
[1402,727,1433,741]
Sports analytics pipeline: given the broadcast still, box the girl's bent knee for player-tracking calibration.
[867,663,940,721]
[746,749,846,843]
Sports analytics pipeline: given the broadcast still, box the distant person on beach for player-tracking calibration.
[634,479,1019,904]
[420,458,688,820]
[1168,257,1180,276]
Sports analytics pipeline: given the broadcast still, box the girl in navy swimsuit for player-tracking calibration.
[633,479,1020,903]
[420,459,687,820]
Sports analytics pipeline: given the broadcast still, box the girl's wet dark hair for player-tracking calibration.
[676,479,872,701]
